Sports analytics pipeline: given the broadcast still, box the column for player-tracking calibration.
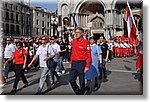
[110,10,113,26]
[113,28,116,37]
[79,15,81,27]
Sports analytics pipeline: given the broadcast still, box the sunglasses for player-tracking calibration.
[17,45,20,46]
[51,39,54,40]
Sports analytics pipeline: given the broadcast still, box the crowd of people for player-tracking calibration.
[0,27,143,95]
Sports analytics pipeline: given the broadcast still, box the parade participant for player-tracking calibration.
[28,35,54,94]
[5,42,28,93]
[123,40,131,57]
[113,40,118,58]
[69,27,92,95]
[57,37,67,75]
[117,41,122,58]
[85,37,102,91]
[120,41,126,58]
[50,36,60,84]
[136,31,143,80]
[107,39,113,61]
[98,35,109,79]
[4,37,16,79]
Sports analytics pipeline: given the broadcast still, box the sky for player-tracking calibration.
[30,0,58,12]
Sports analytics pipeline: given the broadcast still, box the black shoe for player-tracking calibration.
[23,82,29,88]
[56,76,60,80]
[104,76,107,79]
[99,76,102,80]
[10,88,16,93]
[45,88,52,92]
[85,86,90,91]
[94,83,98,90]
[35,92,42,95]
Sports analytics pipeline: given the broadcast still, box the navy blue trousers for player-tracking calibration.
[69,60,86,95]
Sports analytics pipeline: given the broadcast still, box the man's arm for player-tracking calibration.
[84,41,92,73]
[28,55,38,67]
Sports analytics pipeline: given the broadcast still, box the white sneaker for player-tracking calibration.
[62,70,65,74]
[57,72,62,75]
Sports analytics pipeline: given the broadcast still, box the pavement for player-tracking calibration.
[1,56,143,95]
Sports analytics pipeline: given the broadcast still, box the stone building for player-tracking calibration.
[0,0,31,38]
[58,0,143,39]
[30,7,52,37]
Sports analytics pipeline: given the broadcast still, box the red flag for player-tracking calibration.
[125,1,137,45]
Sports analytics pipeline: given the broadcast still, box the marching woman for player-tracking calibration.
[5,42,28,93]
[85,37,102,91]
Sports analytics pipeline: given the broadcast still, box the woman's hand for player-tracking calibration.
[4,61,8,66]
[23,64,26,69]
[28,63,32,68]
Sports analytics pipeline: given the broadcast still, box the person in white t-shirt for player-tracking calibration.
[4,37,16,79]
[50,36,61,84]
[28,35,54,94]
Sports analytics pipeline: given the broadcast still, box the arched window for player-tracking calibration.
[91,16,104,29]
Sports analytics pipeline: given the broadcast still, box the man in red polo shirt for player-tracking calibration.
[69,27,92,95]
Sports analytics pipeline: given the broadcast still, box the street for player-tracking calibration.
[2,56,142,95]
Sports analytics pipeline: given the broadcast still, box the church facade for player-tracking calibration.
[58,0,142,39]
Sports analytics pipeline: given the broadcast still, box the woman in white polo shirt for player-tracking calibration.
[28,35,54,94]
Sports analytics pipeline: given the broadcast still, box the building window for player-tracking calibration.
[16,14,18,22]
[21,7,24,12]
[47,22,49,27]
[42,14,45,17]
[26,17,29,24]
[48,15,50,19]
[16,25,19,34]
[36,28,39,35]
[42,21,45,27]
[16,6,18,11]
[6,24,9,33]
[21,15,24,23]
[37,20,39,25]
[10,24,15,34]
[42,28,45,35]
[11,13,13,20]
[5,3,8,8]
[37,12,39,16]
[5,12,9,20]
[100,22,103,28]
[47,30,49,35]
[10,4,13,10]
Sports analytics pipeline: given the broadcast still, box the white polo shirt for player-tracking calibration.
[36,43,54,68]
[51,43,61,62]
[4,43,16,58]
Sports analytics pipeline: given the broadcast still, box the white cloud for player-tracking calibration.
[30,0,58,3]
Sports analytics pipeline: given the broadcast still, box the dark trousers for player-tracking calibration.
[69,60,86,95]
[99,60,107,78]
[4,59,14,78]
[13,64,28,89]
[50,62,58,81]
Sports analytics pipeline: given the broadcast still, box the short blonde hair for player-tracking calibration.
[41,35,49,42]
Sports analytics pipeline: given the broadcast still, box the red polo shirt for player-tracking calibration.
[70,37,92,69]
[14,48,27,64]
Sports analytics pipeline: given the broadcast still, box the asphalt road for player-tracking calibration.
[1,56,143,95]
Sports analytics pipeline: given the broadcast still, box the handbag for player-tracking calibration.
[46,44,54,68]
